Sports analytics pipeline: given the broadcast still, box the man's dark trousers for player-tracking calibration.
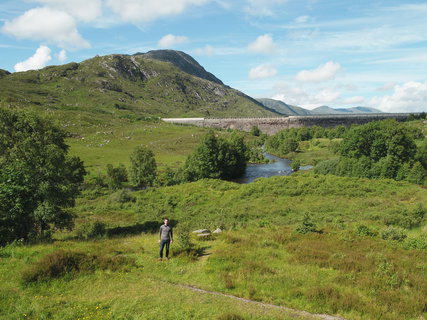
[159,239,170,258]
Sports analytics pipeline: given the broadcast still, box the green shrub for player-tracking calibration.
[384,206,425,229]
[403,236,427,250]
[380,226,407,242]
[173,223,203,258]
[355,225,377,237]
[110,189,135,203]
[106,164,128,190]
[76,221,107,239]
[291,159,301,172]
[88,221,107,238]
[295,213,321,234]
[21,250,135,284]
[314,159,339,175]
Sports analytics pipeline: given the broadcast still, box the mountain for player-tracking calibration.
[256,98,311,116]
[257,98,383,115]
[0,51,277,121]
[0,69,10,79]
[139,50,224,85]
[310,105,383,114]
[347,106,383,113]
[310,106,348,114]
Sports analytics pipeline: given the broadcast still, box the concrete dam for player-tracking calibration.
[162,113,415,135]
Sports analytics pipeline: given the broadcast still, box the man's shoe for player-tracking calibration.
[157,258,162,262]
[165,257,169,261]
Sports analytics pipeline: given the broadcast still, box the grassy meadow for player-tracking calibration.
[1,119,427,320]
[1,174,427,320]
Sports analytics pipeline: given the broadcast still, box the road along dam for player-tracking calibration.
[162,113,416,135]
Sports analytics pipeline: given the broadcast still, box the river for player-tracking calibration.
[234,153,312,184]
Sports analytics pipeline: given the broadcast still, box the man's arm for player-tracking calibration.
[159,226,162,242]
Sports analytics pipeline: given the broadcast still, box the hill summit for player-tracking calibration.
[0,50,276,120]
[138,50,224,85]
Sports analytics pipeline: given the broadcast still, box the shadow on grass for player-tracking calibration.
[173,245,211,259]
[106,220,180,238]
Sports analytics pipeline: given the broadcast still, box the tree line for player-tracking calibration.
[264,117,426,185]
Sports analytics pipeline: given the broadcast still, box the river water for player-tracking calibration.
[234,153,312,184]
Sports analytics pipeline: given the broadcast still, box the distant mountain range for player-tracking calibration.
[256,98,383,116]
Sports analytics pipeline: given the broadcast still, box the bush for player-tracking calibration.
[88,221,107,238]
[291,159,301,172]
[129,146,157,188]
[314,159,339,175]
[355,225,377,237]
[403,236,427,250]
[21,250,135,284]
[380,226,407,242]
[281,138,298,154]
[384,206,425,229]
[106,164,128,190]
[76,221,107,239]
[110,189,135,203]
[296,213,321,234]
[250,125,261,136]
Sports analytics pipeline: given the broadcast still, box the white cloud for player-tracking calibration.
[313,88,341,103]
[57,49,67,62]
[272,83,342,109]
[14,45,52,72]
[343,96,365,104]
[247,34,277,55]
[30,0,102,22]
[294,15,309,23]
[295,61,340,83]
[2,7,90,49]
[106,0,210,23]
[376,82,396,92]
[158,34,188,48]
[194,45,215,56]
[370,81,427,113]
[244,0,287,16]
[249,64,277,79]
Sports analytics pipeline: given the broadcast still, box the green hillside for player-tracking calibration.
[0,51,277,124]
[1,175,426,320]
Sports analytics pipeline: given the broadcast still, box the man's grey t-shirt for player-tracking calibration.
[159,225,173,241]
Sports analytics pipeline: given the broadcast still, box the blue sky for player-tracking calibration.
[1,0,427,112]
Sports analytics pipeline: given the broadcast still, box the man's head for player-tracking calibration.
[163,218,169,225]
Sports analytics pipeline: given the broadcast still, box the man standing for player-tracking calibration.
[158,218,173,261]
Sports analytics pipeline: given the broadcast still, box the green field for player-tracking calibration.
[2,173,427,320]
[2,116,427,320]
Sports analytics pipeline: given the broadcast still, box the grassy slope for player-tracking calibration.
[0,54,276,120]
[66,120,211,174]
[2,175,426,320]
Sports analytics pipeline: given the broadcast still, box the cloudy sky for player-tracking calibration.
[1,0,427,112]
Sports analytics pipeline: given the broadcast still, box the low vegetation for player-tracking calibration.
[1,105,426,320]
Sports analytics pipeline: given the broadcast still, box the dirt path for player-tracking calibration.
[174,282,347,320]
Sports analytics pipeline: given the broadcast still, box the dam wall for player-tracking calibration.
[162,113,416,135]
